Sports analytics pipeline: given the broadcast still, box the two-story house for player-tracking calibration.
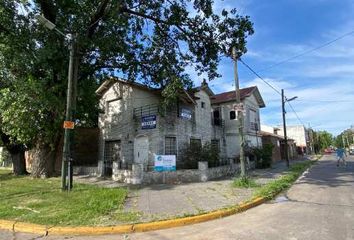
[96,77,265,180]
[210,87,265,159]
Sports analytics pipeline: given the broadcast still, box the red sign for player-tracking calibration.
[63,121,75,129]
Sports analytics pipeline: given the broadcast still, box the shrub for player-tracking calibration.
[179,141,219,169]
[253,144,274,169]
[232,176,259,188]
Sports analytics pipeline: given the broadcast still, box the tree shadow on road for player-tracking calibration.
[292,160,354,188]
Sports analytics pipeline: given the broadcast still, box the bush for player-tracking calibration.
[179,141,219,169]
[253,144,274,169]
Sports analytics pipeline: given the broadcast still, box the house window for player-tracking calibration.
[230,110,236,120]
[249,109,258,131]
[213,108,222,125]
[190,138,202,149]
[106,99,121,115]
[165,137,177,155]
[211,139,220,152]
[201,102,205,108]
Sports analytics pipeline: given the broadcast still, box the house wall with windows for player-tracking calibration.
[96,78,222,177]
[210,88,264,160]
[96,78,265,180]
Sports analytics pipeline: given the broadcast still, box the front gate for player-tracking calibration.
[104,140,121,176]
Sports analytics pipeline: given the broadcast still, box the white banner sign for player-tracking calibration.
[154,155,176,172]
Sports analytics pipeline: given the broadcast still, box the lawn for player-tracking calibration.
[0,169,138,226]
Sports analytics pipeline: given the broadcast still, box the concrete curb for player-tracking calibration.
[1,157,321,236]
[0,197,266,236]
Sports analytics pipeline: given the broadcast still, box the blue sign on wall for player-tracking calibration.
[180,108,192,120]
[141,115,157,129]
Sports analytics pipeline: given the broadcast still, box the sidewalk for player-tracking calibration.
[75,156,315,223]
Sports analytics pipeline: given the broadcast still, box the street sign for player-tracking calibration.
[141,115,157,129]
[154,155,176,172]
[63,121,75,129]
[233,103,244,112]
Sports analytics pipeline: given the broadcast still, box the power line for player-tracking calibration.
[257,29,354,72]
[296,99,354,103]
[239,58,282,95]
[286,101,305,126]
[238,58,306,127]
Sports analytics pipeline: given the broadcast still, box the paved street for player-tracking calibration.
[1,154,353,240]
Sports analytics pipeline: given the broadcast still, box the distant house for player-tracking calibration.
[260,125,297,163]
[210,87,265,159]
[96,77,266,182]
[277,125,313,155]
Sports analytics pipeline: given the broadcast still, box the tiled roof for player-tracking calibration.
[210,86,257,104]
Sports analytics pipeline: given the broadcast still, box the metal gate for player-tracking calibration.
[104,140,121,176]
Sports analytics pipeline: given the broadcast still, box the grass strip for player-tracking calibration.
[254,160,316,200]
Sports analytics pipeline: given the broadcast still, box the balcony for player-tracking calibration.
[133,104,159,119]
[133,104,195,122]
[212,117,225,127]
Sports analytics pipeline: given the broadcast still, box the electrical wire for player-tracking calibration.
[257,29,354,72]
[295,99,354,103]
[238,58,306,126]
[239,58,282,96]
[286,101,305,126]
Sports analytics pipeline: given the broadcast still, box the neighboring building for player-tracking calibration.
[277,125,312,155]
[260,125,297,163]
[210,87,265,160]
[96,77,265,180]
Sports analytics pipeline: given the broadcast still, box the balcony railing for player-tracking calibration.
[133,104,159,119]
[133,104,195,122]
[211,117,225,127]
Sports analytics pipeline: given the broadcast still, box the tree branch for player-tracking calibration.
[120,7,189,36]
[86,0,110,38]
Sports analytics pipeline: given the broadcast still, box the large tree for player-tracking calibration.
[0,0,254,177]
[313,130,334,153]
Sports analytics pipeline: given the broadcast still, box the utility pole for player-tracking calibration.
[232,47,246,178]
[281,89,289,168]
[61,34,76,191]
[37,15,77,191]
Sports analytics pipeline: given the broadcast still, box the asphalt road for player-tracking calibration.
[1,154,354,240]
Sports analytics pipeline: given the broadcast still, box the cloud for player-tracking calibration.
[247,77,354,135]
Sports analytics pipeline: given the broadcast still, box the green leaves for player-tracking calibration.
[0,76,63,146]
[0,0,254,148]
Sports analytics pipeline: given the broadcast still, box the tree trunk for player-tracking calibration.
[30,142,56,178]
[11,151,28,175]
[1,132,28,175]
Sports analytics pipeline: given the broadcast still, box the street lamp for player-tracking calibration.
[37,15,76,191]
[281,89,298,168]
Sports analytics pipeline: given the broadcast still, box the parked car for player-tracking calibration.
[324,148,335,154]
[349,145,354,155]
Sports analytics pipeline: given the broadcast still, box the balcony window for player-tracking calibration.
[230,110,236,120]
[249,109,258,131]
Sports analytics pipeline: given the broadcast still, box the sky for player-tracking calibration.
[190,0,354,136]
